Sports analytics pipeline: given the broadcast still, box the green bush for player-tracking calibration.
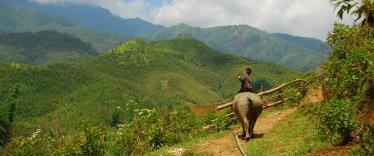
[319,11,373,150]
[203,110,238,132]
[4,129,51,155]
[325,24,373,104]
[110,107,121,127]
[77,123,107,156]
[360,125,374,155]
[114,106,203,155]
[252,78,272,93]
[350,124,374,155]
[316,99,356,144]
[2,123,106,155]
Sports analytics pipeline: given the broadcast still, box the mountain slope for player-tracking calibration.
[0,38,298,136]
[1,0,164,36]
[143,24,328,71]
[0,2,125,52]
[0,30,98,64]
[271,33,326,52]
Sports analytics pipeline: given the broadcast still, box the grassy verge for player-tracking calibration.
[146,106,295,156]
[145,128,232,156]
[246,110,329,155]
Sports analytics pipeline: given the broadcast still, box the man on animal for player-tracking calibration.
[238,67,253,93]
[233,67,263,141]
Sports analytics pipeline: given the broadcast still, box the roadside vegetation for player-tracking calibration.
[306,0,373,155]
[0,38,296,155]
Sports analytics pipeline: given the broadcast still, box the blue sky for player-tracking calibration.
[29,0,353,40]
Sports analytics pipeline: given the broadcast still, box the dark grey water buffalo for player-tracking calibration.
[232,92,263,141]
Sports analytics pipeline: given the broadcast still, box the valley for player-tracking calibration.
[0,0,372,155]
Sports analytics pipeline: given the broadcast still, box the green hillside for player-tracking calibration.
[0,30,98,64]
[142,24,328,71]
[0,38,298,137]
[271,33,326,51]
[0,3,125,52]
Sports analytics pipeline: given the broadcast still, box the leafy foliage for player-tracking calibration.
[315,1,374,151]
[350,125,374,155]
[252,78,273,93]
[114,106,202,155]
[331,0,374,25]
[314,99,356,144]
[102,39,150,68]
[2,123,106,155]
[325,23,373,104]
[110,107,121,127]
[77,123,107,156]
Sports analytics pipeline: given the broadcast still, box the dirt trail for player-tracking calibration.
[185,86,321,156]
[190,108,297,156]
[166,85,323,156]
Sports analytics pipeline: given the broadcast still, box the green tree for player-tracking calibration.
[252,78,272,93]
[331,0,374,26]
[0,86,18,146]
[110,107,121,127]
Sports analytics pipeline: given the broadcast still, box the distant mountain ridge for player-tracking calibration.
[0,0,328,70]
[0,2,126,52]
[1,0,164,36]
[271,33,326,52]
[0,30,98,64]
[142,23,328,71]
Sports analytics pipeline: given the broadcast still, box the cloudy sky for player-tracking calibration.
[30,0,354,40]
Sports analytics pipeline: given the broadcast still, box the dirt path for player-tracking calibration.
[190,108,297,156]
[165,85,324,156]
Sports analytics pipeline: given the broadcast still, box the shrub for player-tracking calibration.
[4,129,52,155]
[114,106,203,155]
[203,110,238,132]
[252,78,272,93]
[77,122,107,156]
[325,23,373,105]
[2,123,107,155]
[316,99,356,144]
[360,125,374,155]
[110,107,121,127]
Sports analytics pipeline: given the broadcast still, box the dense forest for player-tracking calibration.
[0,38,297,155]
[0,30,98,64]
[142,24,328,71]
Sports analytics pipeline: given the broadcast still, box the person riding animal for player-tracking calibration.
[234,67,263,141]
[238,67,253,93]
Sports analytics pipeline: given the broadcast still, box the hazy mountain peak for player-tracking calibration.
[173,23,195,28]
[1,0,164,36]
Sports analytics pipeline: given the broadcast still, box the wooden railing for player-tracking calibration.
[216,79,307,111]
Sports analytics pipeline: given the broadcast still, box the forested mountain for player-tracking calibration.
[0,1,327,71]
[1,0,164,36]
[142,24,328,71]
[0,38,297,138]
[0,2,125,52]
[271,33,326,51]
[0,30,98,64]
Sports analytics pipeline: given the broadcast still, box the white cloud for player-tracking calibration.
[30,0,354,40]
[154,0,354,40]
